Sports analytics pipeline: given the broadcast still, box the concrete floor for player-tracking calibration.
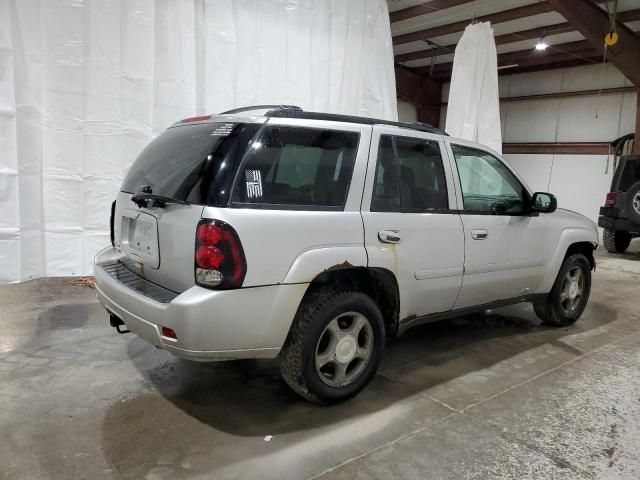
[1,243,640,480]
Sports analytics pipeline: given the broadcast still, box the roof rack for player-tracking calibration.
[263,108,446,135]
[219,105,302,115]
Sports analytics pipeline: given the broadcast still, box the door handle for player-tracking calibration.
[378,230,401,244]
[471,229,488,240]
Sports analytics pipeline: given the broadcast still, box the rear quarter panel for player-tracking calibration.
[202,120,372,287]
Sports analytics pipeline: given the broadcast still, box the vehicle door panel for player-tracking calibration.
[361,128,465,324]
[445,141,548,309]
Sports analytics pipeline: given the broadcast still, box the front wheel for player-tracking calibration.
[278,288,385,403]
[534,253,592,327]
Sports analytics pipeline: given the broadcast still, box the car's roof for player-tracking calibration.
[171,105,447,136]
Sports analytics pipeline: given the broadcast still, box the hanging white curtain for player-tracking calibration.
[0,0,397,282]
[445,21,502,154]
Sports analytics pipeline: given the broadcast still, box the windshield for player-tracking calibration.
[121,122,260,206]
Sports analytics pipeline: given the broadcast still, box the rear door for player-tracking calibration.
[361,127,464,325]
[446,142,548,309]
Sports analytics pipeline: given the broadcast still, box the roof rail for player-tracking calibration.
[219,105,302,115]
[264,109,446,135]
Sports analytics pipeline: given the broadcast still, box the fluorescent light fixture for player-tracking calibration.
[535,38,549,51]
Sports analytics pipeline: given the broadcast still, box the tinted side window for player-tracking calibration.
[371,136,400,211]
[231,126,358,208]
[372,135,448,212]
[451,144,526,214]
[395,136,448,211]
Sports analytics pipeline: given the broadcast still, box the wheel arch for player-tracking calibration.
[536,228,598,294]
[564,241,596,270]
[302,267,400,338]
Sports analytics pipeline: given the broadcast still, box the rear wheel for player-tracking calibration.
[625,181,640,224]
[534,253,591,327]
[278,288,385,403]
[603,228,631,253]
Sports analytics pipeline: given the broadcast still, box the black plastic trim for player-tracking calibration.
[109,200,116,246]
[598,216,640,232]
[398,294,548,334]
[220,105,302,115]
[265,109,446,135]
[100,261,179,303]
[229,202,344,211]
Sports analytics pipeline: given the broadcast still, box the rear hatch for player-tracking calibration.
[603,156,640,218]
[113,120,261,292]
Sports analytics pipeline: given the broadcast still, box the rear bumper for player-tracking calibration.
[598,214,640,233]
[93,247,307,361]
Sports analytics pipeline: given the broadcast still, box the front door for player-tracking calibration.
[361,128,465,325]
[446,142,549,309]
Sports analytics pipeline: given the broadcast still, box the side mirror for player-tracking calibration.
[531,192,557,213]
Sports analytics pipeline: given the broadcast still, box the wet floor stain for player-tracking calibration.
[37,304,93,332]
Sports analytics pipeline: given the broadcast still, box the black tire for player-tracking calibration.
[625,181,640,224]
[533,253,591,327]
[603,228,631,253]
[278,288,385,404]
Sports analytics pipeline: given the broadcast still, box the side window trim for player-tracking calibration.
[447,142,531,216]
[370,133,452,213]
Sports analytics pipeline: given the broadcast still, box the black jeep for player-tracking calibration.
[598,155,640,253]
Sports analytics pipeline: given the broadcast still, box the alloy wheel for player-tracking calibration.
[559,266,585,314]
[315,312,374,388]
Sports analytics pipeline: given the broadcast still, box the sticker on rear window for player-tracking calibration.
[211,123,235,136]
[245,170,263,199]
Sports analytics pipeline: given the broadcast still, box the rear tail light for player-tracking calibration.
[194,220,246,289]
[605,192,617,206]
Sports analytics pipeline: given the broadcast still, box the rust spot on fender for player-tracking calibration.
[401,314,417,324]
[326,260,355,271]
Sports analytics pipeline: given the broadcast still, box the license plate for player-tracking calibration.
[121,210,160,268]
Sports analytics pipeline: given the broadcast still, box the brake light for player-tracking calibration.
[181,115,211,123]
[161,327,177,340]
[194,220,246,289]
[605,192,617,206]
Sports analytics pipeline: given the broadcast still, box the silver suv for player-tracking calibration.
[94,105,598,403]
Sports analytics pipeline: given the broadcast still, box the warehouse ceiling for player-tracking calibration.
[387,0,640,78]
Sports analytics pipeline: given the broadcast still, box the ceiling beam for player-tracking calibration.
[395,65,443,126]
[502,143,611,155]
[395,8,640,64]
[390,0,474,23]
[499,56,604,76]
[418,39,601,77]
[392,1,552,46]
[549,0,640,86]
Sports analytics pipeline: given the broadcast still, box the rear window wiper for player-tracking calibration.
[130,193,189,208]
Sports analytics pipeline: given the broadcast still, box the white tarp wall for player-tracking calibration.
[0,0,397,282]
[445,22,502,154]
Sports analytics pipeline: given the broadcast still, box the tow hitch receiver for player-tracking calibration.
[109,313,130,334]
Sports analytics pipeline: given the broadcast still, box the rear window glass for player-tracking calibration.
[231,126,359,209]
[121,122,259,206]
